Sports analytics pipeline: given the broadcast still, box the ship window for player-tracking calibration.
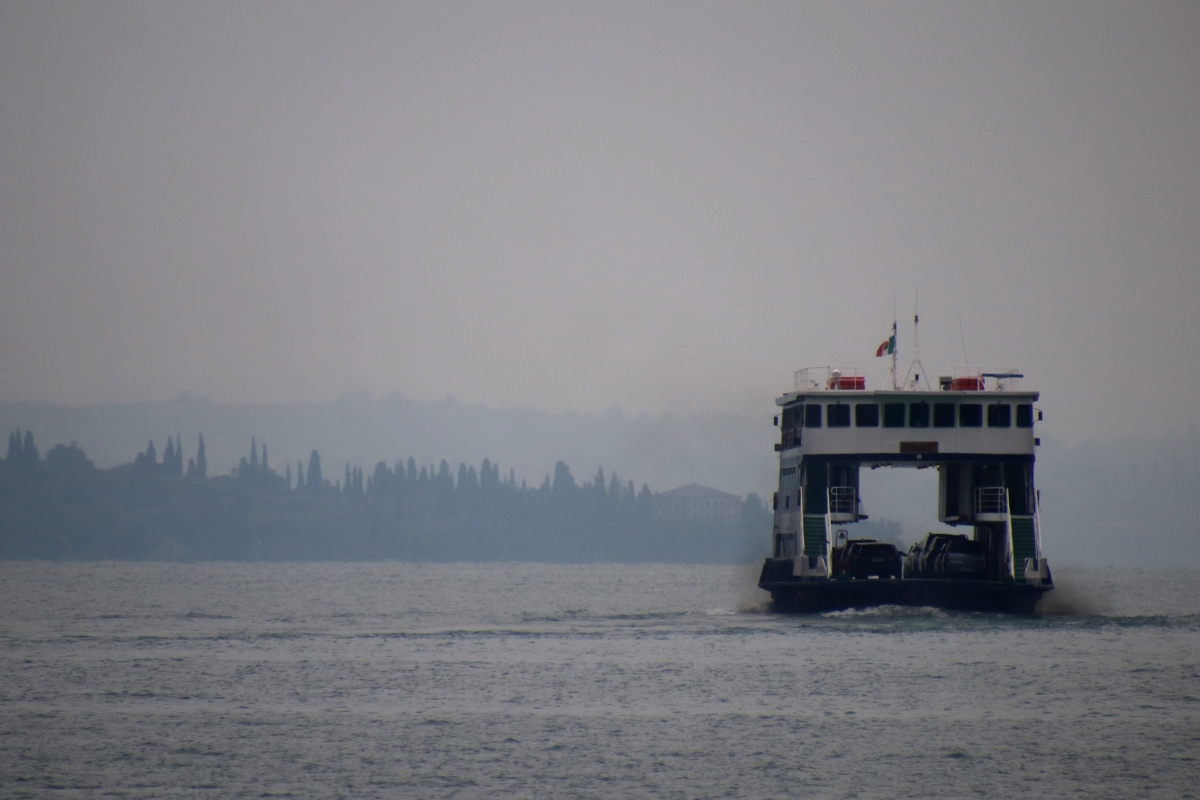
[987,403,1012,428]
[883,403,906,428]
[805,404,822,428]
[1016,404,1034,428]
[782,405,802,430]
[855,403,879,427]
[933,403,956,428]
[827,404,851,427]
[959,404,983,427]
[909,402,930,428]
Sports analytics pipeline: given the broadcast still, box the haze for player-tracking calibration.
[1,1,1197,445]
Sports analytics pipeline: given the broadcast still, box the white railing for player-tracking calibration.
[975,486,1007,515]
[794,367,874,391]
[950,366,1024,391]
[829,486,857,516]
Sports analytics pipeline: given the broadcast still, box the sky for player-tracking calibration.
[1,1,1197,446]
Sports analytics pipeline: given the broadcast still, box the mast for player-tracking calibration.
[903,291,931,390]
[890,295,899,390]
[891,319,898,390]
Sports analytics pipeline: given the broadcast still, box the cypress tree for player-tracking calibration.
[250,438,258,467]
[22,431,38,469]
[145,439,157,468]
[345,463,352,495]
[163,437,176,475]
[261,443,269,472]
[174,435,184,475]
[7,430,20,463]
[307,450,322,492]
[296,461,305,490]
[196,434,207,478]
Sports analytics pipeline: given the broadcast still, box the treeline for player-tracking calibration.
[0,431,769,563]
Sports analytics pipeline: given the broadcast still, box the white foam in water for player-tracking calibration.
[1,561,1198,798]
[821,604,949,618]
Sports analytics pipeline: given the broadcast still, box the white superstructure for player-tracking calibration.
[770,367,1049,585]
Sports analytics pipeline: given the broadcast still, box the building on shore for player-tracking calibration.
[653,484,742,526]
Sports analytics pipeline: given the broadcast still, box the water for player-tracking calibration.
[2,562,1198,798]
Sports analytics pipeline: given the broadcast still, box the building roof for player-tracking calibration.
[655,483,741,500]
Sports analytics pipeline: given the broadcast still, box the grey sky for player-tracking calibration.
[1,1,1197,445]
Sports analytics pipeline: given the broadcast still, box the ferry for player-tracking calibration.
[758,341,1053,613]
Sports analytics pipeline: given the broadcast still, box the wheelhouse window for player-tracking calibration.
[908,402,930,428]
[959,404,983,427]
[782,405,802,430]
[883,403,906,428]
[805,404,822,428]
[933,403,956,428]
[855,403,879,427]
[827,404,851,427]
[987,403,1012,428]
[1016,404,1034,428]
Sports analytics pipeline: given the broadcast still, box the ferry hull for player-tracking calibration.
[759,559,1051,614]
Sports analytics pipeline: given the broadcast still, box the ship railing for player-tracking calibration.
[794,367,876,392]
[975,486,1007,516]
[829,486,857,516]
[947,366,1023,391]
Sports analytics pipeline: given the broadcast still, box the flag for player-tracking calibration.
[876,336,894,357]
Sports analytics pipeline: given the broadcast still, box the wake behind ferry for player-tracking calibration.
[758,335,1053,613]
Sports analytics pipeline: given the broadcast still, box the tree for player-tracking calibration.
[552,461,576,494]
[296,461,305,490]
[196,434,207,478]
[22,430,38,469]
[163,437,176,475]
[307,450,323,492]
[7,430,21,463]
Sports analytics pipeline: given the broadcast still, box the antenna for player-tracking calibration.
[890,295,899,390]
[903,289,931,390]
[958,315,970,369]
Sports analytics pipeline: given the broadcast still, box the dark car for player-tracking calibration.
[904,533,985,579]
[835,540,901,580]
[935,537,987,579]
[832,535,875,576]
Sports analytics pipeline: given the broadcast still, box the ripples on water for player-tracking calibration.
[1,562,1197,798]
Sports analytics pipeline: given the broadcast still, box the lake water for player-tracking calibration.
[1,562,1198,798]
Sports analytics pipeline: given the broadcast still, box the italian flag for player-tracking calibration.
[876,336,895,357]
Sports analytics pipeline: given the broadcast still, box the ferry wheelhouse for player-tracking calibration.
[758,366,1053,613]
